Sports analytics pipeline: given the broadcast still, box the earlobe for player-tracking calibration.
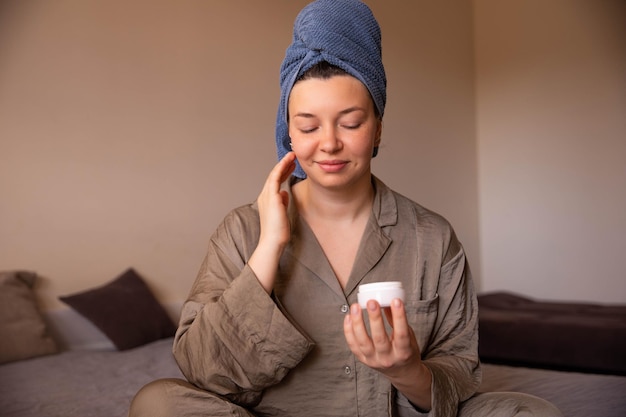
[373,128,382,158]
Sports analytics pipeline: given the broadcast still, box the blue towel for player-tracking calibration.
[275,0,386,178]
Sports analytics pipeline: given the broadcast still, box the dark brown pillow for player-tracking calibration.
[59,268,176,350]
[0,271,59,364]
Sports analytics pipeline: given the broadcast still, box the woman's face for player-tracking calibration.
[288,75,381,191]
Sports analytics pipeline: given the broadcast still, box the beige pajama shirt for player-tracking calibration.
[174,176,479,416]
[129,176,562,417]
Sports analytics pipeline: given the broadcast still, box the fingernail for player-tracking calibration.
[367,300,377,311]
[351,304,360,315]
[393,298,401,308]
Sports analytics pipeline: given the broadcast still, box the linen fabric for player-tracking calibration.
[171,176,480,417]
[129,380,563,417]
[0,271,58,364]
[276,0,387,178]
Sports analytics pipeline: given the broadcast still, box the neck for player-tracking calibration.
[293,175,374,223]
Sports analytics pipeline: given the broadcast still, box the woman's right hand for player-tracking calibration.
[247,152,297,293]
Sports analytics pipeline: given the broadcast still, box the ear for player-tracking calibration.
[375,119,383,147]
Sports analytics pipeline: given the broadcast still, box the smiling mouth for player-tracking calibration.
[316,160,348,172]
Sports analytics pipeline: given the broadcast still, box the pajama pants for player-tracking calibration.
[128,378,563,417]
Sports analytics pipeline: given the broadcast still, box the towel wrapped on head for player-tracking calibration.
[275,0,387,178]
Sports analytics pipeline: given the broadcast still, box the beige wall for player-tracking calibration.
[475,0,626,303]
[0,1,479,311]
[3,1,623,311]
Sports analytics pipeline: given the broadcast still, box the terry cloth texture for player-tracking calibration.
[275,0,387,178]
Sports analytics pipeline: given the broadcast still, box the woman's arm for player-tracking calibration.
[247,152,296,293]
[174,250,313,407]
[173,152,313,407]
[419,246,481,417]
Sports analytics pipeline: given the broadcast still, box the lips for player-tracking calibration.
[316,160,349,172]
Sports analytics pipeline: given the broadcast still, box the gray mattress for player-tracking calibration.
[1,337,625,417]
[479,363,626,417]
[0,338,182,417]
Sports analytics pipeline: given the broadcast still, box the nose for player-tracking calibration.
[319,126,342,153]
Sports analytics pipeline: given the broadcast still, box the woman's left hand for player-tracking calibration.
[343,298,432,410]
[343,298,421,375]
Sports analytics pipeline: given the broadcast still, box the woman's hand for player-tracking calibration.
[343,299,432,410]
[257,152,296,250]
[248,152,297,293]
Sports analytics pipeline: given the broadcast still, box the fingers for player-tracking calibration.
[267,152,296,190]
[343,304,372,358]
[366,301,393,356]
[343,298,418,371]
[261,152,296,201]
[388,299,415,362]
[282,152,297,178]
[344,301,392,366]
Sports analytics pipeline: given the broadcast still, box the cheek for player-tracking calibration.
[288,126,304,143]
[349,132,378,157]
[290,140,314,157]
[288,130,314,153]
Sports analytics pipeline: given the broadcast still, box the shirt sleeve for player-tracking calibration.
[420,235,482,417]
[172,210,315,407]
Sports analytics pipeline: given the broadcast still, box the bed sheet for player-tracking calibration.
[0,338,182,417]
[2,337,625,417]
[480,363,626,417]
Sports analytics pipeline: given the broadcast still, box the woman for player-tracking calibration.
[129,1,562,416]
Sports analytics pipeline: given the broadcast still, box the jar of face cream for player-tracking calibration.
[357,281,405,308]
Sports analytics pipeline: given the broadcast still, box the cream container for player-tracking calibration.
[357,281,405,308]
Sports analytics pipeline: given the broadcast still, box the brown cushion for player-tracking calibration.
[59,268,176,350]
[0,271,59,364]
[478,291,626,375]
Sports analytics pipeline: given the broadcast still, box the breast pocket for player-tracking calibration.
[403,294,439,351]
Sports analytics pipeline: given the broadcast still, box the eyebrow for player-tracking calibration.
[292,106,367,119]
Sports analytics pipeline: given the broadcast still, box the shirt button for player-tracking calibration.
[340,304,349,313]
[344,366,352,375]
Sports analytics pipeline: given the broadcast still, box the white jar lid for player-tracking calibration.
[357,281,405,308]
[358,281,403,291]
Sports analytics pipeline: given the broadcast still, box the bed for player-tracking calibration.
[477,292,626,417]
[1,271,625,417]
